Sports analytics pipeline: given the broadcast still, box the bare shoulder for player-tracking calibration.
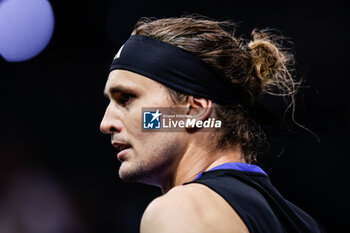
[140,183,249,233]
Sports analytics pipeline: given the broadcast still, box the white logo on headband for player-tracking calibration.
[114,44,125,60]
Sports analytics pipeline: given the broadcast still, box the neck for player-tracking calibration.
[162,135,244,193]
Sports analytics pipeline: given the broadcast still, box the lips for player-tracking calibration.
[112,141,132,159]
[116,144,131,153]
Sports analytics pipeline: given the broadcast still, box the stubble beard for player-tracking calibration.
[118,159,148,183]
[118,153,174,187]
[118,137,184,187]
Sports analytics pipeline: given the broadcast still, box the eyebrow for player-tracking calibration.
[103,85,136,98]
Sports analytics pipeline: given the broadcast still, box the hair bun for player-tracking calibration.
[247,29,298,98]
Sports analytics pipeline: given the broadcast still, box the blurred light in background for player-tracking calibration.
[0,0,55,62]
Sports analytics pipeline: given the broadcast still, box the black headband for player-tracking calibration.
[109,35,291,133]
[109,35,238,105]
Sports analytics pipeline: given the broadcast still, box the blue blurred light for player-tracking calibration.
[0,0,55,62]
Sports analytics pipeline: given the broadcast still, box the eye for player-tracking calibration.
[118,93,135,106]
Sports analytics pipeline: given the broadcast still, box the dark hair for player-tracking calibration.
[132,16,299,163]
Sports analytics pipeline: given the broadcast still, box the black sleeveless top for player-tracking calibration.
[185,164,324,233]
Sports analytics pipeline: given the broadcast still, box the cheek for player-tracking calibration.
[123,107,142,131]
[133,132,186,164]
[125,90,178,157]
[132,132,157,156]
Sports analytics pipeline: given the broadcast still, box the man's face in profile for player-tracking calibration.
[100,70,189,186]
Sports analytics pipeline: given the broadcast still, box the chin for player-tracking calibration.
[118,161,164,187]
[118,161,146,183]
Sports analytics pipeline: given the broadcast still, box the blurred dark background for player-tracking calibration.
[0,0,347,232]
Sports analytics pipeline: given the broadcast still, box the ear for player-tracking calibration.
[186,96,213,122]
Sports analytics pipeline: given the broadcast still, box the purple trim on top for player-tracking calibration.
[195,162,267,180]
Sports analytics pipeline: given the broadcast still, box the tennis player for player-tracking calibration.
[101,16,324,233]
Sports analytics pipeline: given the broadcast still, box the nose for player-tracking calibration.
[100,103,123,134]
